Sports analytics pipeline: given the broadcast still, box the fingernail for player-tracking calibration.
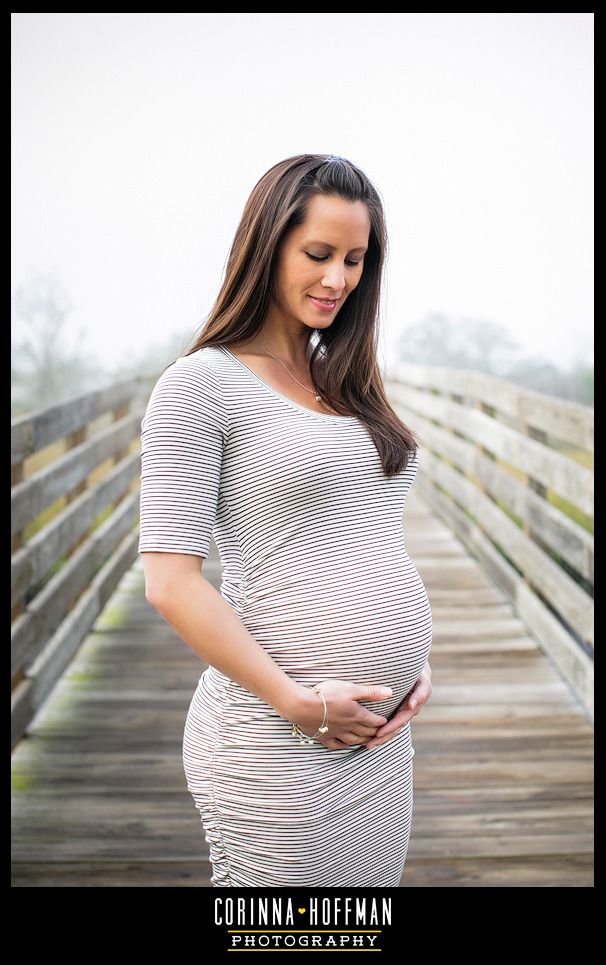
[409,699,416,708]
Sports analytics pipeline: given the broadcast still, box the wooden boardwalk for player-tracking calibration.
[11,488,594,887]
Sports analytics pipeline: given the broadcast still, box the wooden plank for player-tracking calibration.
[390,385,593,514]
[385,363,594,452]
[399,855,593,887]
[11,412,143,535]
[11,861,213,888]
[12,855,594,888]
[11,455,140,608]
[417,476,594,716]
[407,416,593,580]
[11,493,140,678]
[11,530,140,750]
[11,376,150,465]
[406,833,593,859]
[418,454,593,643]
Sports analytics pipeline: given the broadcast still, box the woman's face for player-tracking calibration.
[271,193,371,332]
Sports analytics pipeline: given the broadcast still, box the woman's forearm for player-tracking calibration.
[148,570,308,722]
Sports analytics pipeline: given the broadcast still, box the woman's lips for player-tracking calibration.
[308,295,337,313]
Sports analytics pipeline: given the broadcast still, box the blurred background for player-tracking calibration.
[12,12,593,415]
[11,14,594,887]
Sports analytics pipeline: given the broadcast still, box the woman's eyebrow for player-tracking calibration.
[305,241,368,253]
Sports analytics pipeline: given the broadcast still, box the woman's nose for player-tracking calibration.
[321,263,346,294]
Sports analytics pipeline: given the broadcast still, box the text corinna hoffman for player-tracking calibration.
[214,896,392,926]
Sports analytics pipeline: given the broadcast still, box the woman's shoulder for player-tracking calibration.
[157,344,231,392]
[170,343,226,374]
[143,345,230,430]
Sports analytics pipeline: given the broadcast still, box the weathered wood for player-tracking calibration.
[400,855,593,887]
[11,461,25,558]
[417,476,594,717]
[11,861,213,888]
[11,377,150,745]
[11,493,140,680]
[11,377,151,465]
[386,362,594,452]
[11,412,143,536]
[389,383,593,515]
[418,450,593,645]
[10,489,593,887]
[11,455,141,609]
[11,529,140,751]
[383,366,593,721]
[10,368,594,886]
[398,408,593,581]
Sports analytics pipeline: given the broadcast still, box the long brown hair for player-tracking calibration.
[183,153,420,477]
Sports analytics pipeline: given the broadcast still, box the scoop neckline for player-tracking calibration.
[219,345,359,422]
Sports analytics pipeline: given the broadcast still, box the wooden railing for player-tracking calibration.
[11,376,153,750]
[11,363,594,752]
[385,362,594,720]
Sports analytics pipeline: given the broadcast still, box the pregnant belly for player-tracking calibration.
[237,558,433,720]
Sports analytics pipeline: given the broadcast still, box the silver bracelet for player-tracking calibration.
[291,685,329,745]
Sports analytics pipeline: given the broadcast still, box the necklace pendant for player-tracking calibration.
[315,395,321,402]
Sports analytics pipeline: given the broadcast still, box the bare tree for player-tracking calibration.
[396,311,521,375]
[395,311,593,404]
[11,269,106,416]
[504,356,594,405]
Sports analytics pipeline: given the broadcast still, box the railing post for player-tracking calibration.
[524,425,549,515]
[522,422,550,601]
[65,426,89,554]
[11,461,24,623]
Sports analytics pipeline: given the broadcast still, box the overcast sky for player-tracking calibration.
[12,12,593,374]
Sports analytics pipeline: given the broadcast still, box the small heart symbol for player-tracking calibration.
[298,907,306,914]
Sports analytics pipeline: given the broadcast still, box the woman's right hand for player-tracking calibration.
[288,679,393,749]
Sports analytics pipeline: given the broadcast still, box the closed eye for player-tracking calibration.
[306,253,363,267]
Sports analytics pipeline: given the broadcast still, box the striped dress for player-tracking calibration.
[138,344,433,887]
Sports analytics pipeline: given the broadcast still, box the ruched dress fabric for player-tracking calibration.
[138,345,433,887]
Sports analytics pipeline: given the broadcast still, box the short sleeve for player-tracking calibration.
[137,354,227,558]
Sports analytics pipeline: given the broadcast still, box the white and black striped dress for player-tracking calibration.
[138,344,433,887]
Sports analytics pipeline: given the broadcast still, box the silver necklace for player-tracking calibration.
[256,343,323,402]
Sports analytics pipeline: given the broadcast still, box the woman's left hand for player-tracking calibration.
[364,661,433,749]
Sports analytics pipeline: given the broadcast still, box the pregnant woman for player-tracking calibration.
[138,154,433,887]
